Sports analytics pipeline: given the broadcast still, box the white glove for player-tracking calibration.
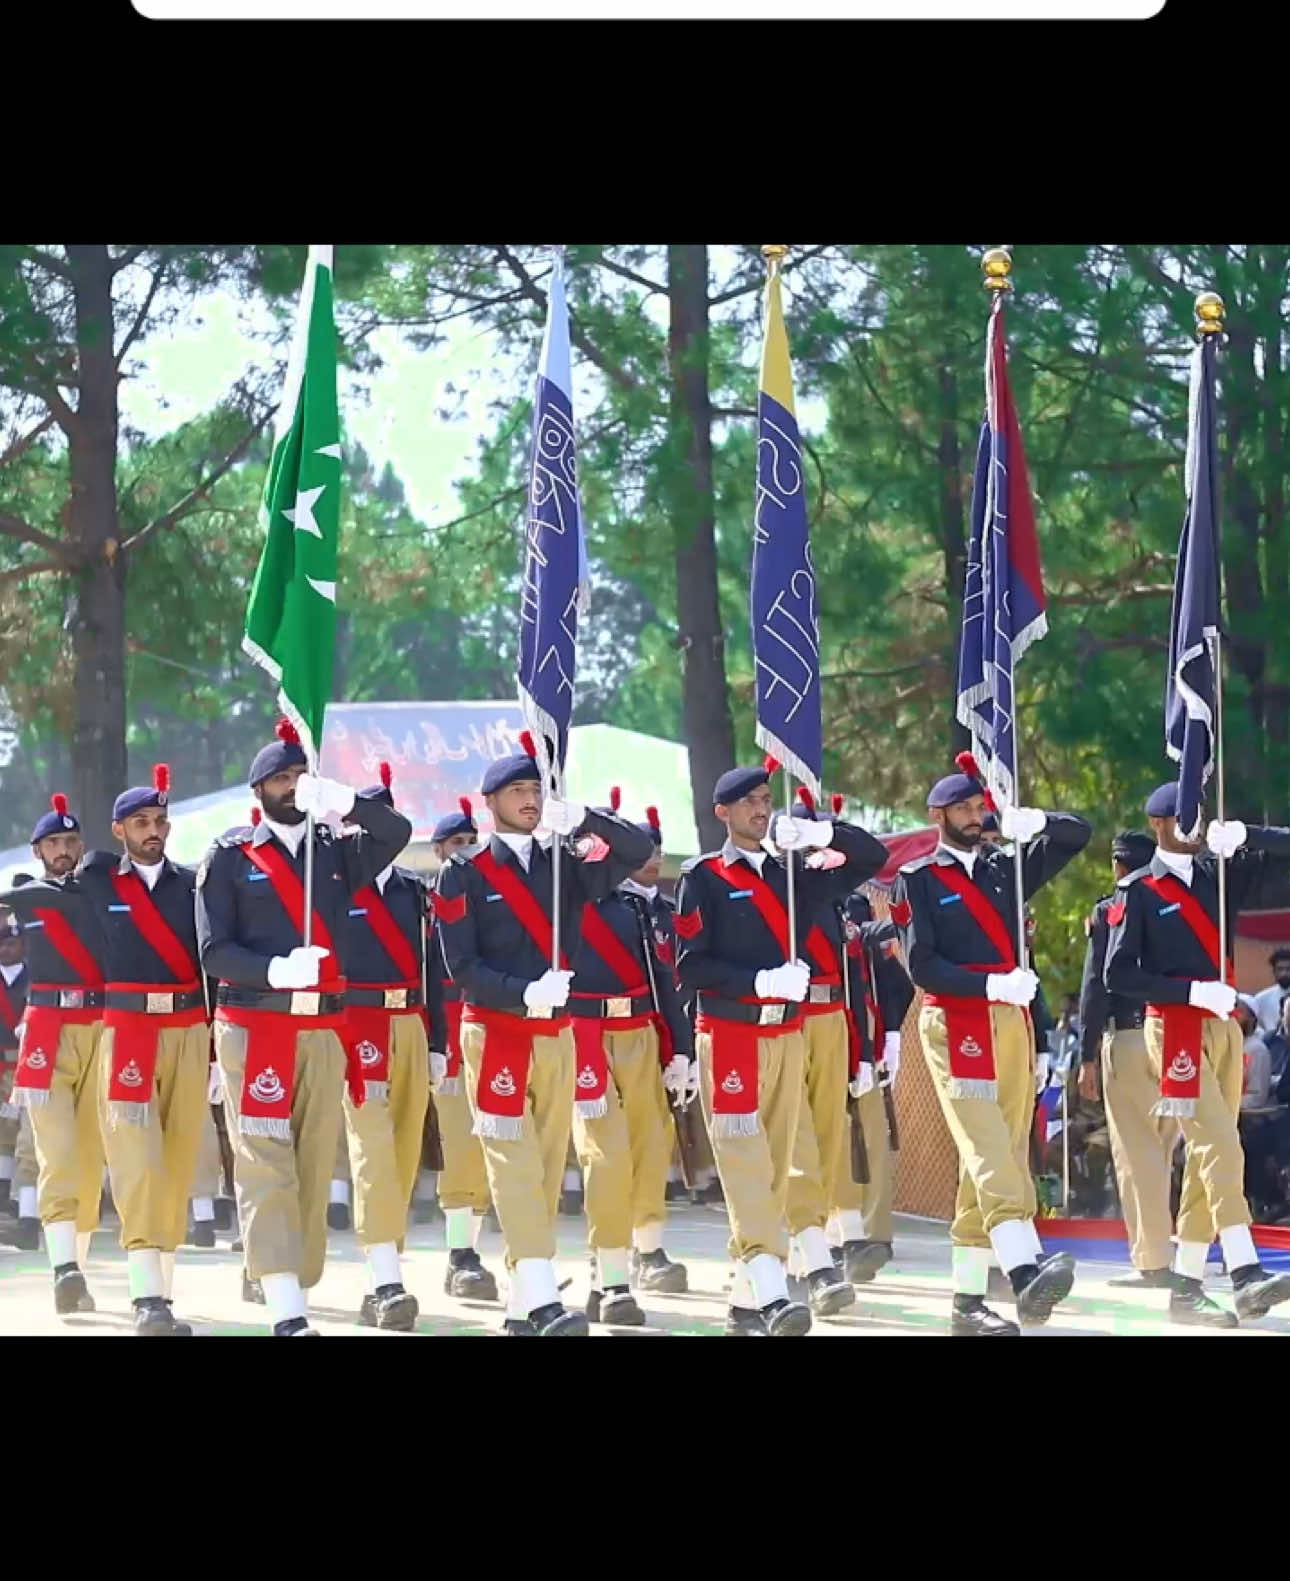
[1205,819,1247,859]
[429,1051,448,1087]
[1000,805,1047,843]
[661,1054,688,1096]
[986,967,1039,1006]
[682,1058,700,1107]
[881,1031,902,1081]
[849,1063,876,1099]
[771,814,833,852]
[541,798,586,835]
[266,944,330,990]
[1188,979,1237,1018]
[1034,1051,1051,1094]
[523,967,573,1010]
[753,959,810,1002]
[293,773,356,820]
[207,1065,223,1105]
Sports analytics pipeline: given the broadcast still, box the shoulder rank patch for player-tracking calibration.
[674,907,703,940]
[889,898,913,928]
[1106,898,1126,927]
[431,890,467,926]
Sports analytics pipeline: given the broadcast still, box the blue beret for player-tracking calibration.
[713,765,770,805]
[927,771,984,809]
[636,818,663,847]
[481,751,541,796]
[359,762,395,808]
[113,786,166,821]
[248,721,307,788]
[981,812,999,833]
[31,795,80,844]
[1112,830,1155,868]
[432,798,478,844]
[1144,783,1181,819]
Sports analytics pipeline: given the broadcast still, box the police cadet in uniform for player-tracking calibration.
[0,904,28,1223]
[1076,830,1184,1291]
[426,797,498,1304]
[196,719,412,1337]
[890,757,1091,1337]
[336,760,431,1330]
[433,733,652,1337]
[567,790,694,1326]
[1103,784,1290,1325]
[828,879,914,1283]
[674,760,887,1337]
[1,795,107,1314]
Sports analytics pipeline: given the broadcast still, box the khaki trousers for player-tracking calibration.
[28,1021,105,1231]
[828,1084,893,1242]
[215,1020,346,1287]
[1101,1027,1180,1270]
[341,1011,430,1249]
[786,1008,849,1236]
[1143,1014,1249,1241]
[698,1025,805,1264]
[0,1062,17,1157]
[436,1084,491,1211]
[13,1108,37,1189]
[571,1023,673,1251]
[97,1022,209,1253]
[191,1106,224,1199]
[919,1003,1037,1247]
[460,1018,574,1266]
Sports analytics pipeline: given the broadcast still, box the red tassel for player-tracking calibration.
[378,761,392,789]
[153,763,170,795]
[645,805,660,833]
[796,785,816,814]
[609,786,621,812]
[275,716,300,746]
[763,754,781,774]
[50,792,68,816]
[250,806,262,826]
[458,795,473,818]
[954,750,982,780]
[830,793,844,816]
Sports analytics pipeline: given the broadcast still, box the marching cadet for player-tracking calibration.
[1076,830,1184,1291]
[889,755,1091,1337]
[0,796,107,1315]
[336,761,431,1330]
[188,1103,225,1248]
[568,792,693,1325]
[0,905,27,1225]
[196,719,412,1338]
[433,733,653,1337]
[1104,784,1290,1324]
[828,877,914,1284]
[427,797,499,1303]
[674,760,887,1337]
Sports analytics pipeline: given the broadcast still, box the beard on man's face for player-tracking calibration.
[260,788,305,826]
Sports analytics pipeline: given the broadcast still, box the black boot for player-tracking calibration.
[187,1221,216,1249]
[558,1189,584,1217]
[53,1263,95,1315]
[529,1301,589,1336]
[762,1297,812,1336]
[663,1180,687,1203]
[1232,1263,1290,1321]
[632,1247,688,1293]
[724,1305,769,1336]
[1169,1276,1237,1328]
[1108,1266,1177,1289]
[807,1265,855,1315]
[0,1180,11,1217]
[842,1240,892,1285]
[950,1293,1020,1336]
[358,1284,419,1331]
[273,1316,320,1336]
[212,1198,234,1231]
[0,1216,39,1251]
[326,1201,352,1232]
[443,1248,499,1301]
[587,1285,645,1326]
[1011,1252,1076,1326]
[133,1296,193,1336]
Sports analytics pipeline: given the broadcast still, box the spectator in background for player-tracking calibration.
[1236,997,1273,1111]
[1265,995,1290,1090]
[1251,947,1290,1037]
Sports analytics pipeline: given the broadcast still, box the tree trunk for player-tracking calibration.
[65,244,125,847]
[666,244,735,853]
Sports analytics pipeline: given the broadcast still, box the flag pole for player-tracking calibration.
[982,246,1030,972]
[551,754,562,972]
[302,745,316,950]
[1196,290,1228,972]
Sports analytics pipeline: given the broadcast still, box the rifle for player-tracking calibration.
[837,901,870,1186]
[627,892,698,1192]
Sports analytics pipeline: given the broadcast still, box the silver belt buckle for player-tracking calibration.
[383,988,408,1010]
[604,996,632,1019]
[526,1004,554,1021]
[146,992,174,1015]
[58,989,84,1010]
[808,984,832,1004]
[758,1003,786,1027]
[290,991,321,1016]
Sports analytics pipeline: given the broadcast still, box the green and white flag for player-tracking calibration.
[242,244,341,767]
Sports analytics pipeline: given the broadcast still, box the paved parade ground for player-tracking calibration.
[2,1206,1287,1338]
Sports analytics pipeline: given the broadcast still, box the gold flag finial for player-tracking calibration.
[762,244,789,276]
[982,246,1013,295]
[1195,291,1225,337]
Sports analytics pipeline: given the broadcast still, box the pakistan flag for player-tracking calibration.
[242,244,340,765]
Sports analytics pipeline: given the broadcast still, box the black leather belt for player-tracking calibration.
[697,994,802,1027]
[566,993,653,1021]
[1107,1013,1144,1032]
[105,988,205,1015]
[346,986,424,1010]
[216,985,346,1017]
[28,988,105,1010]
[806,983,844,1005]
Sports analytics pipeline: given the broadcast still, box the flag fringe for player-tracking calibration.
[239,636,321,769]
[753,726,821,800]
[518,690,566,797]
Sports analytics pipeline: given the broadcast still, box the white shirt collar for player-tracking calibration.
[374,865,392,893]
[495,831,534,872]
[620,879,658,901]
[1156,848,1194,886]
[0,961,22,985]
[937,840,978,876]
[131,858,164,891]
[265,816,308,857]
[721,836,767,874]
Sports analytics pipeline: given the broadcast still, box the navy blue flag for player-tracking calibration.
[1165,336,1221,842]
[751,266,822,795]
[517,256,587,797]
[956,299,1047,810]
